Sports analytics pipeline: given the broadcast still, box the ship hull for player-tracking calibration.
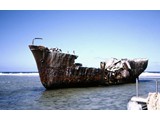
[29,45,148,89]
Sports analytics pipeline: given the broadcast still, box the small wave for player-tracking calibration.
[140,72,160,78]
[0,72,39,76]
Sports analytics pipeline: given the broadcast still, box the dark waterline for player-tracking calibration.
[0,75,160,110]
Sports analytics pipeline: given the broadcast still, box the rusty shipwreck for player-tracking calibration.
[29,39,148,89]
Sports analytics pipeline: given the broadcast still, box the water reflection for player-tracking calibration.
[37,85,136,110]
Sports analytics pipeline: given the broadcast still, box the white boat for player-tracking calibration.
[127,78,160,110]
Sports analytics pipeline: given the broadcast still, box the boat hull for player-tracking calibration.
[29,45,148,89]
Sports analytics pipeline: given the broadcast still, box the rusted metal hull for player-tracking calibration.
[29,45,148,89]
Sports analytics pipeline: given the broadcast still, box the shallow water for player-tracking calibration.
[0,74,160,110]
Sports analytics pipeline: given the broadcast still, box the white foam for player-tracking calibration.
[0,72,39,76]
[139,72,160,78]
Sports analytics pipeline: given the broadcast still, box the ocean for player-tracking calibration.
[0,72,160,110]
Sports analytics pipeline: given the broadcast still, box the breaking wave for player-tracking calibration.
[0,71,160,78]
[139,71,160,78]
[0,72,39,76]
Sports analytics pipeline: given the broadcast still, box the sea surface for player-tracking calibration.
[0,72,160,110]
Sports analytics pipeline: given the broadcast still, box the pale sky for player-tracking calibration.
[0,10,160,72]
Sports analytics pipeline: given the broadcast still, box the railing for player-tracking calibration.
[136,77,159,97]
[32,38,43,45]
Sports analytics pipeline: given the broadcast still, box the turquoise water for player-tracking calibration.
[0,73,159,110]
